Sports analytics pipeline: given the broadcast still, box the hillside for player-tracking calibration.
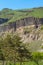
[0,7,43,64]
[0,7,43,52]
[0,7,43,24]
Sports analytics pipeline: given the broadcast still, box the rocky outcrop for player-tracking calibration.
[0,18,8,24]
[0,17,43,32]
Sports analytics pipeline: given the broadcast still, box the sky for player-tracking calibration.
[0,0,43,10]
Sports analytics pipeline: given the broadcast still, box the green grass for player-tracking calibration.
[0,61,43,65]
[40,25,43,30]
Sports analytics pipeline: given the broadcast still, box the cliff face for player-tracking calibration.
[0,18,8,24]
[0,17,43,32]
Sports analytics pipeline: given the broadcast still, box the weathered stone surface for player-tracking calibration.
[0,17,43,32]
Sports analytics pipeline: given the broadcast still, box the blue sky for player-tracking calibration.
[0,0,43,10]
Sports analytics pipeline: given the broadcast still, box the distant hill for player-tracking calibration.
[0,7,43,24]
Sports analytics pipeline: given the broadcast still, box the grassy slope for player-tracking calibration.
[0,7,43,24]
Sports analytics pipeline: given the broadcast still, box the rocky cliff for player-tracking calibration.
[0,17,43,52]
[0,17,43,33]
[0,18,8,24]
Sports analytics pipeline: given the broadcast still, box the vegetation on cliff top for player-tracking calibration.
[0,7,43,24]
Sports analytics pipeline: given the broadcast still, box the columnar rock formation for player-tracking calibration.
[0,17,43,32]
